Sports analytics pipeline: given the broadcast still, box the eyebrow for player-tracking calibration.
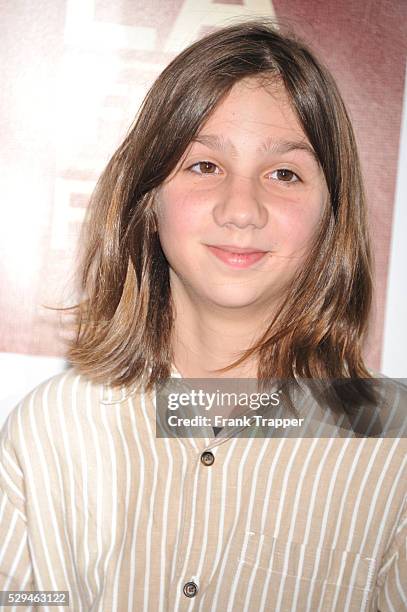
[192,134,318,163]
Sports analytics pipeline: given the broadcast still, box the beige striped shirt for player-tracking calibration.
[0,368,406,611]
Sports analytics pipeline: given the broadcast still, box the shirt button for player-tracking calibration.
[183,581,198,597]
[200,451,215,466]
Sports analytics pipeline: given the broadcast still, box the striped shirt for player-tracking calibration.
[0,368,406,611]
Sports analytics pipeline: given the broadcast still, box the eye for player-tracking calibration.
[269,169,300,183]
[188,161,221,175]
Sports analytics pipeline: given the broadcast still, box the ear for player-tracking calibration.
[149,193,159,232]
[151,210,158,232]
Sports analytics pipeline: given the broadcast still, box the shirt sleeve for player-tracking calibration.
[0,415,35,591]
[376,505,407,612]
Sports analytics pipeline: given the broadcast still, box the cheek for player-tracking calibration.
[156,185,208,237]
[274,198,324,254]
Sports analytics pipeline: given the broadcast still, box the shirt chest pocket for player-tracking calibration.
[233,531,378,612]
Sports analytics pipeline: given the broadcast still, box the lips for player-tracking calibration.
[206,244,268,269]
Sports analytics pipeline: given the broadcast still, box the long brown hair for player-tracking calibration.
[65,20,373,391]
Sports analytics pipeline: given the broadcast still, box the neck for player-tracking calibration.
[171,290,269,379]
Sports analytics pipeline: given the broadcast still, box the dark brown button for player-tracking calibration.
[200,451,215,466]
[183,581,198,597]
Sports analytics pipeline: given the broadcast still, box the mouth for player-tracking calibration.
[206,244,269,269]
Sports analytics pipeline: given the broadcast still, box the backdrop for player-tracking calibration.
[1,0,406,423]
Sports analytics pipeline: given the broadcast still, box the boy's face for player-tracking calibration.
[155,77,329,314]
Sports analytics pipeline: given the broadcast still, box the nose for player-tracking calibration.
[212,172,268,230]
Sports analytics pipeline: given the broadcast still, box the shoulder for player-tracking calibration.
[372,373,407,429]
[0,369,105,450]
[1,368,149,451]
[0,370,91,509]
[353,372,407,438]
[0,369,149,510]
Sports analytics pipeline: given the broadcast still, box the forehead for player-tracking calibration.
[198,77,306,141]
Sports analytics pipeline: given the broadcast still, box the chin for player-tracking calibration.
[200,288,266,310]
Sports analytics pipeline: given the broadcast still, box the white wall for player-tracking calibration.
[382,70,407,378]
